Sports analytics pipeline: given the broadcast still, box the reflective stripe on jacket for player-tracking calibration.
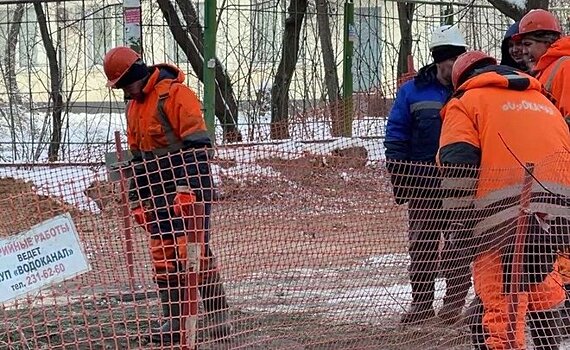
[127,64,211,154]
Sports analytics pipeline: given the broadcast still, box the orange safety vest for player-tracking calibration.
[126,64,211,157]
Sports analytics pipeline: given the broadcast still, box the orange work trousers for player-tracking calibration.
[473,249,565,349]
[150,233,219,285]
[559,254,570,284]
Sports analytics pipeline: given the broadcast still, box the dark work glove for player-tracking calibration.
[386,160,411,205]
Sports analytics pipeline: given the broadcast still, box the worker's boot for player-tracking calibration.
[199,271,232,341]
[466,296,489,349]
[401,273,436,325]
[148,284,182,344]
[401,302,436,325]
[439,269,472,325]
[528,310,562,350]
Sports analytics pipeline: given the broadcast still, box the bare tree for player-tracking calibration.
[487,0,547,20]
[34,2,64,162]
[397,2,415,78]
[0,4,25,160]
[271,0,308,139]
[156,0,242,143]
[4,4,24,107]
[315,0,342,137]
[176,0,242,142]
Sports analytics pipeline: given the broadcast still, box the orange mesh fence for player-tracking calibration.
[1,146,570,349]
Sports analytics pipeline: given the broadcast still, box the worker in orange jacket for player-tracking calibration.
[514,8,570,328]
[439,50,570,349]
[513,9,570,127]
[103,47,231,344]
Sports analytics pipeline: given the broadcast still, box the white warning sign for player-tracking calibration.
[0,213,91,303]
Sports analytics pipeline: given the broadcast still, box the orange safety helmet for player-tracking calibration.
[514,9,562,39]
[452,50,497,88]
[103,47,141,88]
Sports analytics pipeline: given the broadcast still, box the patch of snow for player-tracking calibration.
[218,162,282,183]
[230,253,473,325]
[505,0,526,10]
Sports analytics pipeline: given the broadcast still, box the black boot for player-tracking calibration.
[466,296,489,350]
[439,270,472,325]
[401,276,436,325]
[560,288,570,338]
[528,310,562,350]
[401,302,436,325]
[199,271,232,341]
[148,284,182,344]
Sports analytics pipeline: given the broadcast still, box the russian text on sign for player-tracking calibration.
[0,213,90,304]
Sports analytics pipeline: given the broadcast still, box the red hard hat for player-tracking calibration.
[103,47,141,88]
[514,9,561,39]
[452,51,497,88]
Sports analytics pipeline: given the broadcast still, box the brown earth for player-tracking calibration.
[0,155,472,350]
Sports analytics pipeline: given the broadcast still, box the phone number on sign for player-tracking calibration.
[26,263,66,285]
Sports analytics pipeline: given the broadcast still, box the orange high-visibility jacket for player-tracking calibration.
[440,67,570,349]
[439,66,570,200]
[126,64,214,206]
[534,36,570,120]
[126,64,211,154]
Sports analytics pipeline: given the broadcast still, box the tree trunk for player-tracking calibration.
[270,0,308,139]
[157,0,242,143]
[176,0,241,142]
[397,2,415,79]
[0,4,25,160]
[35,2,64,162]
[4,4,24,107]
[487,0,548,20]
[315,0,342,137]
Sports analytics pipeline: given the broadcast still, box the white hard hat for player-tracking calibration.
[429,25,468,50]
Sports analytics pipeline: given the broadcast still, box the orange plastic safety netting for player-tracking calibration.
[1,145,570,349]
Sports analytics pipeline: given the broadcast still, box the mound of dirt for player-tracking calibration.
[84,179,121,213]
[0,177,82,237]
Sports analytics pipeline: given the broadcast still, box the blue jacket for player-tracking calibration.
[384,63,452,162]
[384,64,452,203]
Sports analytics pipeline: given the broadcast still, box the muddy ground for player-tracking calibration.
[0,154,474,349]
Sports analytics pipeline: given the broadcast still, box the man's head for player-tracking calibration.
[452,51,497,89]
[512,9,562,69]
[429,25,468,86]
[508,38,525,65]
[103,47,150,101]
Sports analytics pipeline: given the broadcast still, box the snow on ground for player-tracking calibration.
[231,252,570,349]
[0,111,387,164]
[229,253,471,325]
[216,136,384,164]
[504,0,526,10]
[0,111,386,213]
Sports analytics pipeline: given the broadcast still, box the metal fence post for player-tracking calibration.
[342,0,354,137]
[113,131,135,292]
[506,163,535,349]
[204,0,217,142]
